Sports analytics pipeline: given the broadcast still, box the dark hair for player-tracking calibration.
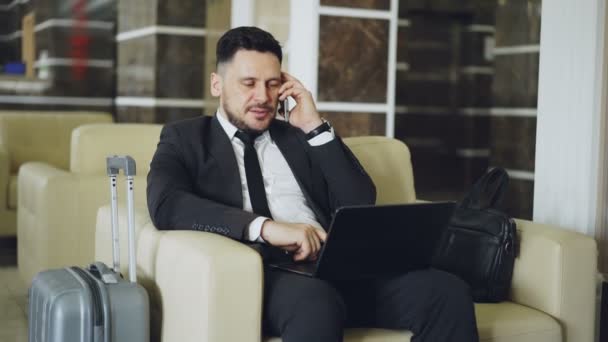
[216,26,282,67]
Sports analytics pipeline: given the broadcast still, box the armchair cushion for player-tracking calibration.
[263,302,563,342]
[265,329,412,342]
[475,303,561,342]
[0,111,113,237]
[343,136,416,204]
[0,111,113,173]
[8,174,17,209]
[70,123,162,175]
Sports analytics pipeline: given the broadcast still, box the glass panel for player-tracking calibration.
[395,0,541,219]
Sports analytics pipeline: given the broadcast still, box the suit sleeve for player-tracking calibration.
[308,136,376,211]
[146,125,258,240]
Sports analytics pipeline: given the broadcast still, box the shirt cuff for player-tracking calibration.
[248,216,270,243]
[307,129,335,146]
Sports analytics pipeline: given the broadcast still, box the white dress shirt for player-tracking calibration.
[216,111,334,242]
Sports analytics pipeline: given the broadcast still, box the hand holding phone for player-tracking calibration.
[278,71,323,133]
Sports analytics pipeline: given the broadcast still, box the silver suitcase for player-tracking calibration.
[28,156,149,342]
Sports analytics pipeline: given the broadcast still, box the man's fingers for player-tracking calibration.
[279,86,307,101]
[278,80,297,95]
[308,234,319,257]
[306,234,315,256]
[282,244,299,252]
[294,239,311,262]
[310,230,321,255]
[313,228,328,242]
[294,249,308,261]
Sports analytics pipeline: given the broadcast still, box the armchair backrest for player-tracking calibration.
[70,123,163,176]
[0,111,113,173]
[343,136,416,204]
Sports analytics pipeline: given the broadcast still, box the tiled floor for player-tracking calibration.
[0,241,28,342]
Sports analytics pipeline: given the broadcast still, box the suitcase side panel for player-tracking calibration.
[107,280,150,342]
[28,268,94,342]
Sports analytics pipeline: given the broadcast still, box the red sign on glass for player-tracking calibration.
[70,0,89,80]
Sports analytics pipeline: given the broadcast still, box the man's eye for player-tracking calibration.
[268,82,281,88]
[242,81,254,87]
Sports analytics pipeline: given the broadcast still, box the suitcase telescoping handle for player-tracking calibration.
[106,155,137,283]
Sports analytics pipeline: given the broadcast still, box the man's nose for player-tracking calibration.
[253,84,270,103]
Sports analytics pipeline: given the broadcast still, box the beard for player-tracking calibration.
[222,98,275,135]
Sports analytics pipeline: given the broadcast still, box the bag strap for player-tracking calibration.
[461,167,509,210]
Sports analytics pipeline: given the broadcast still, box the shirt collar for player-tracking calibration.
[215,109,272,143]
[216,109,239,139]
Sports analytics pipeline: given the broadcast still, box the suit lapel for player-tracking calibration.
[207,115,243,208]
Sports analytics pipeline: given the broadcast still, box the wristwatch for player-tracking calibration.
[305,120,332,140]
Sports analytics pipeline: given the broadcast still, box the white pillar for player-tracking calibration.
[231,0,255,28]
[287,0,320,100]
[533,0,608,237]
[385,0,398,138]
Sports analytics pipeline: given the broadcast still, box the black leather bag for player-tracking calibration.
[432,168,517,303]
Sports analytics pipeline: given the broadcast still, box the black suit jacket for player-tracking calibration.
[147,115,376,240]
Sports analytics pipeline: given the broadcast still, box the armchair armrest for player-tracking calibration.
[18,162,77,282]
[511,219,597,342]
[156,231,263,342]
[17,162,125,283]
[95,204,264,342]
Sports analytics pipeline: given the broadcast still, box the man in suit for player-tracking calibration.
[147,26,479,342]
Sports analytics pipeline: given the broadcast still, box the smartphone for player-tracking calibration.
[278,98,290,122]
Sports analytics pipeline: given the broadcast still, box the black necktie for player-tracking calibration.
[235,131,273,218]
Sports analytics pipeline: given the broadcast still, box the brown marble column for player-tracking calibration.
[490,0,541,219]
[116,0,229,123]
[317,0,389,137]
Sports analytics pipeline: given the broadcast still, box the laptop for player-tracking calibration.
[268,201,456,280]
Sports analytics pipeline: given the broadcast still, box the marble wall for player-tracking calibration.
[318,16,388,103]
[323,112,386,137]
[115,0,229,123]
[316,1,390,138]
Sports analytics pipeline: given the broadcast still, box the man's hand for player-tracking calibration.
[261,220,327,262]
[279,72,323,133]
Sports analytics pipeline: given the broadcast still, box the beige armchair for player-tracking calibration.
[0,111,112,237]
[17,123,162,284]
[94,136,598,342]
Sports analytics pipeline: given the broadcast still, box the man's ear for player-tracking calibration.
[210,72,222,97]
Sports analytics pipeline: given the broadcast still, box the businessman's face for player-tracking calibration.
[211,49,281,134]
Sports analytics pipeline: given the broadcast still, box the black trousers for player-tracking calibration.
[262,268,479,342]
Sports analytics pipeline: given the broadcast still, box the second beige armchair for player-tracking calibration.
[0,111,113,237]
[17,123,162,284]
